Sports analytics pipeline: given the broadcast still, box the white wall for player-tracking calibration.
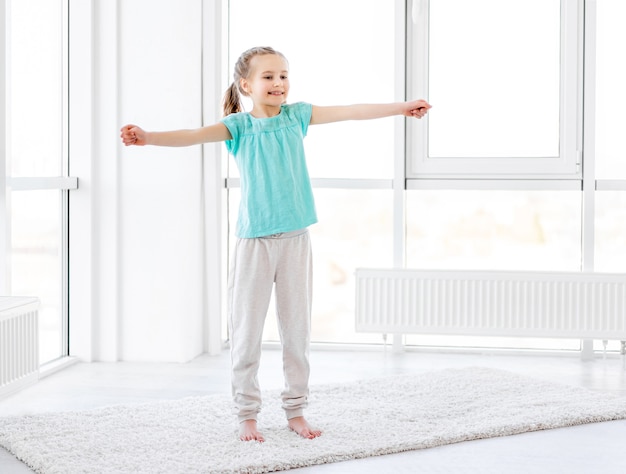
[69,0,222,362]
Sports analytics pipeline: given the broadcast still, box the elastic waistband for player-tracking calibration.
[260,228,308,240]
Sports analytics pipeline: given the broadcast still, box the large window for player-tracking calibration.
[225,0,626,352]
[3,0,71,364]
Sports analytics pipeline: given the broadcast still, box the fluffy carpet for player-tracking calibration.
[1,367,626,474]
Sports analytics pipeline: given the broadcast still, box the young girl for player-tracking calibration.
[121,46,431,443]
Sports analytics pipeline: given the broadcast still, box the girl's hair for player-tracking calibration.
[222,46,288,116]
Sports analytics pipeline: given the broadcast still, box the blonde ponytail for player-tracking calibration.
[222,82,242,116]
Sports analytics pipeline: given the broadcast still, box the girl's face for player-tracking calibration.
[241,54,290,116]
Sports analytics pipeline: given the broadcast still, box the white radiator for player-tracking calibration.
[355,269,626,341]
[0,297,40,398]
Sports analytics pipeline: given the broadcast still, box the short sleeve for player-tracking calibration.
[221,113,241,155]
[290,102,313,137]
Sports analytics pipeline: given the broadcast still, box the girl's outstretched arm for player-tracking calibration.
[120,122,232,147]
[310,99,431,125]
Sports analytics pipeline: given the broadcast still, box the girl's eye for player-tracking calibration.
[281,76,288,80]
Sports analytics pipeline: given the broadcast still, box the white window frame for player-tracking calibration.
[2,0,75,362]
[406,0,583,179]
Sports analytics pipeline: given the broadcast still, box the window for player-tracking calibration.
[406,189,582,271]
[407,0,580,177]
[3,0,71,364]
[224,0,626,354]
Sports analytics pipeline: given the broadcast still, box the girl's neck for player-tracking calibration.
[250,104,283,118]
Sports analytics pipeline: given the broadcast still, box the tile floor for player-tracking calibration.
[1,347,626,473]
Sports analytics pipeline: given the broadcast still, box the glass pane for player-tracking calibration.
[406,190,581,271]
[309,189,393,344]
[595,0,626,179]
[595,191,626,272]
[428,0,560,158]
[8,0,64,176]
[227,189,393,345]
[10,190,64,364]
[228,0,395,179]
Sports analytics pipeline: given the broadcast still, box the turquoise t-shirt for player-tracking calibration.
[221,102,318,238]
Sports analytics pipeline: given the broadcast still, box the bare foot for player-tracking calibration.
[288,416,322,439]
[239,419,265,442]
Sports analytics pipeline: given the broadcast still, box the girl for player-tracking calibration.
[120,46,431,443]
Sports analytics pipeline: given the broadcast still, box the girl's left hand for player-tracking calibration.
[120,124,147,146]
[404,100,432,119]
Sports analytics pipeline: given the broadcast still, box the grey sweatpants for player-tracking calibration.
[228,228,312,423]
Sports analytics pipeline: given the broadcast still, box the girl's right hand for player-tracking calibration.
[404,100,432,119]
[120,124,147,146]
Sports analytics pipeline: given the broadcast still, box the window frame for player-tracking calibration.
[406,0,583,179]
[2,0,74,364]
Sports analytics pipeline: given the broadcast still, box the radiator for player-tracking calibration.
[0,297,40,398]
[355,269,626,341]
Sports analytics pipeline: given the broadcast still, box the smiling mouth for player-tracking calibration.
[269,91,283,96]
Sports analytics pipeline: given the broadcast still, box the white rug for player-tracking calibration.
[1,367,626,474]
